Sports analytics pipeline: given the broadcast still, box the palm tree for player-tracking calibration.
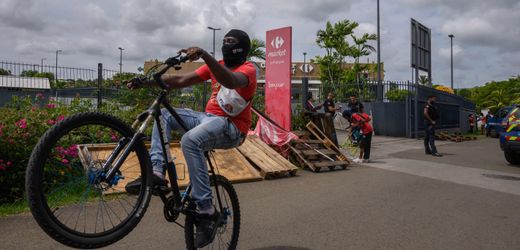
[418,75,430,85]
[483,89,510,112]
[248,38,266,61]
[316,20,358,97]
[351,33,377,97]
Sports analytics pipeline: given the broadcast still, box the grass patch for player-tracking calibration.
[0,199,29,217]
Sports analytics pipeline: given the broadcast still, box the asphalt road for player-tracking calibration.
[1,135,520,249]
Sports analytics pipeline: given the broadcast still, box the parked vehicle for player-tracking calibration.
[500,105,520,165]
[487,105,518,138]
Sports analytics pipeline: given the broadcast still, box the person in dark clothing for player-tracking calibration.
[469,114,475,133]
[346,94,364,113]
[322,92,338,114]
[424,95,442,157]
[322,92,339,145]
[305,92,322,112]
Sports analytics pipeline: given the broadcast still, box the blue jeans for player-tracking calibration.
[150,108,243,210]
[424,122,437,154]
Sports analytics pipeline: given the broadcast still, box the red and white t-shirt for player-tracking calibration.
[195,61,257,135]
[352,113,374,135]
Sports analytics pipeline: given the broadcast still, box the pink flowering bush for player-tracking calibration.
[0,92,148,204]
[0,95,100,203]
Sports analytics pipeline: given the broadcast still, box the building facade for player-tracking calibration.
[144,60,385,100]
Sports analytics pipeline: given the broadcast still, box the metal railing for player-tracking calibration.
[0,61,122,89]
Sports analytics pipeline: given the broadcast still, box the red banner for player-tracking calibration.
[249,114,299,157]
[265,27,292,131]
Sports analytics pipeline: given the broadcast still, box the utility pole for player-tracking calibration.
[118,47,124,76]
[376,0,382,101]
[206,26,221,111]
[55,50,62,85]
[449,34,454,89]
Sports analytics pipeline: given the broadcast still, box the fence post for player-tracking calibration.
[301,77,309,110]
[97,63,102,110]
[405,81,410,138]
[414,83,419,139]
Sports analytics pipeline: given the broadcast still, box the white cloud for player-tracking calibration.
[0,0,46,31]
[1,0,519,86]
[439,45,462,59]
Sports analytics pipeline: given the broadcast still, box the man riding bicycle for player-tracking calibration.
[125,29,256,248]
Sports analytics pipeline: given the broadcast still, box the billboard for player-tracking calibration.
[410,18,432,84]
[265,26,292,131]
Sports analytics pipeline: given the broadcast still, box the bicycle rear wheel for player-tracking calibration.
[185,175,240,250]
[26,112,153,248]
[341,135,360,159]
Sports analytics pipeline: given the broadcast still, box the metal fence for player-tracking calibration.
[2,60,476,137]
[0,61,129,110]
[336,82,476,138]
[0,61,121,89]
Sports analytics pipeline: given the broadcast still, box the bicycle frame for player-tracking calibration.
[100,56,223,219]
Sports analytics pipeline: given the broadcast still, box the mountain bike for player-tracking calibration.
[340,126,360,159]
[333,107,349,130]
[25,54,240,249]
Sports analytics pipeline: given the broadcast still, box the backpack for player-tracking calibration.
[351,127,363,146]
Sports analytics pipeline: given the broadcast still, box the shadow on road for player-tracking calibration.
[252,247,312,250]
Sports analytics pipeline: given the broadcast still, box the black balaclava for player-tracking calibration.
[222,29,250,67]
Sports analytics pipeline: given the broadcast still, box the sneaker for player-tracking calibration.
[431,152,443,157]
[352,158,361,163]
[125,175,169,195]
[194,209,221,248]
[362,159,370,163]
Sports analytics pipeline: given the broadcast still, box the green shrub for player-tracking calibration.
[385,89,410,101]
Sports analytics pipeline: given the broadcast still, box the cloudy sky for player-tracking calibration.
[1,0,519,88]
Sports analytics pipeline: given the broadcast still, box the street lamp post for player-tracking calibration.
[303,52,307,78]
[118,47,124,76]
[206,26,221,110]
[376,0,382,101]
[302,52,309,109]
[55,50,62,85]
[448,34,454,90]
[40,58,46,71]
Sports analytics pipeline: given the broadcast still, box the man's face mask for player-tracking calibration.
[221,29,250,67]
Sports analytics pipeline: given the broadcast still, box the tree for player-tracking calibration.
[35,72,55,82]
[314,19,377,101]
[314,20,358,99]
[458,76,520,112]
[0,68,11,75]
[248,38,266,61]
[20,70,38,77]
[418,75,430,85]
[351,33,377,99]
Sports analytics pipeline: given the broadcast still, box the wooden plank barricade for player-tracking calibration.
[288,122,351,172]
[437,131,478,142]
[77,143,263,193]
[305,121,349,162]
[237,135,298,179]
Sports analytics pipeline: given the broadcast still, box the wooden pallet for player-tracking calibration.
[437,132,477,142]
[237,135,298,179]
[289,139,350,172]
[77,142,263,193]
[305,121,349,162]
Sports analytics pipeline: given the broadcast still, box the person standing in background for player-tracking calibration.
[424,95,442,157]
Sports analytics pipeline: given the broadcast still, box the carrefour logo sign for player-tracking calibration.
[271,36,285,49]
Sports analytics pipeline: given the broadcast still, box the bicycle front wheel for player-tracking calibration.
[25,112,153,248]
[185,175,241,250]
[341,136,360,159]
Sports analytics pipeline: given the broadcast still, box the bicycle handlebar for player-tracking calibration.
[152,54,189,90]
